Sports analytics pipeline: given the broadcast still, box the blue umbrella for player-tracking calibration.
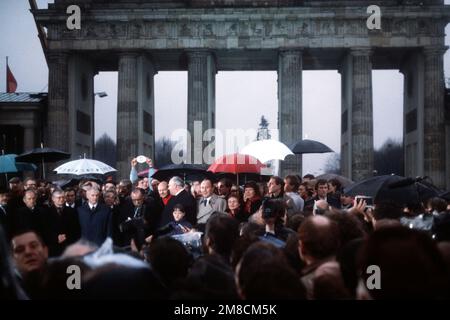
[0,154,36,173]
[0,154,37,185]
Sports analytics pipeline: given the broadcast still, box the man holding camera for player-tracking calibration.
[118,187,161,249]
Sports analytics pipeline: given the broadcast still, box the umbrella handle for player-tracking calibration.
[42,158,45,180]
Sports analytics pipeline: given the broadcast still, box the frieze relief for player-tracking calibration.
[54,18,440,41]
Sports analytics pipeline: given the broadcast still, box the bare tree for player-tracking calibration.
[94,133,116,167]
[374,138,404,176]
[155,137,176,167]
[324,153,341,175]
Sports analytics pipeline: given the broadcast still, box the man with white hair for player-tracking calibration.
[158,176,197,228]
[77,187,112,246]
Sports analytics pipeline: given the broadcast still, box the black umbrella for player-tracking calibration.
[343,174,436,206]
[440,191,450,201]
[15,144,71,179]
[316,173,354,188]
[290,139,333,154]
[151,163,212,182]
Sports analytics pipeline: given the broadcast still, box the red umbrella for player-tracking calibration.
[208,153,265,185]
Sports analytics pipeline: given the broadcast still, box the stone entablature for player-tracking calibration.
[35,5,450,51]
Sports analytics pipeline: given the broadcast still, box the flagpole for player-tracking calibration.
[5,56,8,92]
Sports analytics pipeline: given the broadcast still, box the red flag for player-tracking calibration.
[6,64,17,93]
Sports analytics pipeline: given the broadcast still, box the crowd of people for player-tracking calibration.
[1,157,450,300]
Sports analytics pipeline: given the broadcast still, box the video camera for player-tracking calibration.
[119,217,148,250]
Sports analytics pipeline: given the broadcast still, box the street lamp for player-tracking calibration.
[95,91,108,98]
[92,92,108,158]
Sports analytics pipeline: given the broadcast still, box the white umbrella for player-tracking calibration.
[53,158,117,175]
[240,139,294,163]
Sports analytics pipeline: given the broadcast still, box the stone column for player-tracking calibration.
[117,52,139,177]
[340,48,374,182]
[278,50,303,178]
[23,125,35,151]
[47,52,69,152]
[351,49,374,181]
[136,55,157,161]
[67,55,95,159]
[423,46,447,189]
[187,51,216,165]
[400,52,425,179]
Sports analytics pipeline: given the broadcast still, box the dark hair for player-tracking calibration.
[285,175,300,191]
[64,187,75,193]
[0,225,27,299]
[299,182,314,197]
[11,229,45,247]
[131,187,145,197]
[328,178,342,192]
[298,216,340,260]
[325,211,366,247]
[205,213,239,260]
[243,181,260,197]
[218,178,232,189]
[173,203,185,213]
[201,178,214,186]
[303,174,315,180]
[147,237,192,290]
[270,176,284,188]
[237,242,306,300]
[428,197,447,213]
[261,198,286,223]
[286,213,305,232]
[360,226,450,299]
[172,255,238,300]
[373,201,403,221]
[315,179,328,190]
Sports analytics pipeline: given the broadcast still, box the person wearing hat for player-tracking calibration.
[260,198,296,243]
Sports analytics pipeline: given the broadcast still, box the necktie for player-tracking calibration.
[91,206,96,213]
[57,207,63,215]
[202,199,208,206]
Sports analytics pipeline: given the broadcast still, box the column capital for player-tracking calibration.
[186,50,215,59]
[423,46,448,57]
[279,49,303,56]
[349,47,373,57]
[118,51,140,59]
[47,51,69,63]
[186,50,217,74]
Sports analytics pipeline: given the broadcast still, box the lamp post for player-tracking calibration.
[93,92,108,158]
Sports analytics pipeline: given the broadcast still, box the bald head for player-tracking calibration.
[298,216,339,264]
[315,200,329,211]
[158,181,169,198]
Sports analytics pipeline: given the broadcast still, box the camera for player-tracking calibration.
[119,217,147,249]
[355,195,374,209]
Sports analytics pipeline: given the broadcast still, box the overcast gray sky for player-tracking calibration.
[1,0,449,176]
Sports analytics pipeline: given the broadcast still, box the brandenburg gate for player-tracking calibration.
[32,0,450,188]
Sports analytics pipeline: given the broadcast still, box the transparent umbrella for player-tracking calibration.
[54,156,117,176]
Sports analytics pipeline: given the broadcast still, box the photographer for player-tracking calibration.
[119,188,160,251]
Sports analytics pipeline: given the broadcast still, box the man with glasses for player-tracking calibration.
[42,190,81,256]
